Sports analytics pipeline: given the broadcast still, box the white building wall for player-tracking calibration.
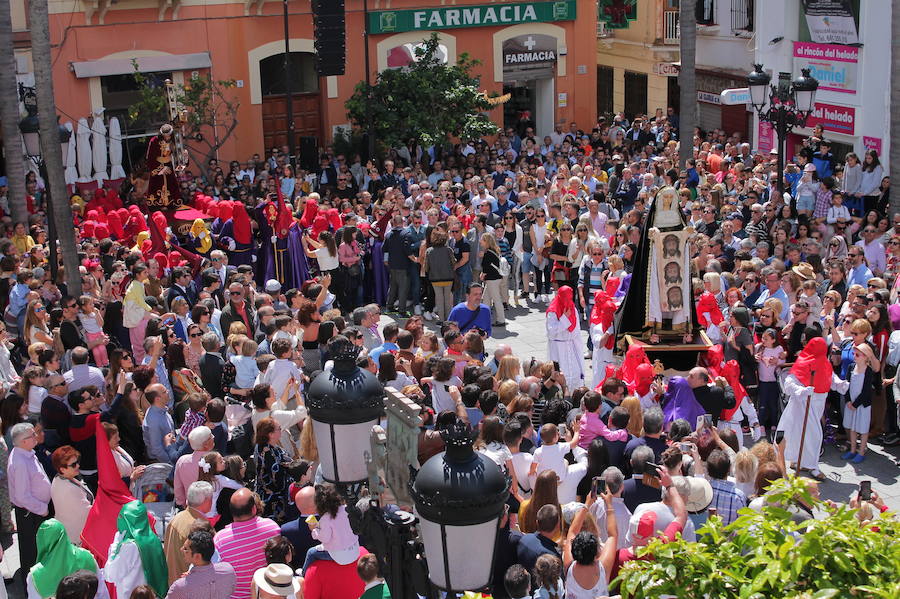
[752,0,890,167]
[695,1,755,73]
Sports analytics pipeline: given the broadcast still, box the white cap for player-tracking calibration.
[265,279,281,293]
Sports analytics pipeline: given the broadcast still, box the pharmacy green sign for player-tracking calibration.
[369,1,577,34]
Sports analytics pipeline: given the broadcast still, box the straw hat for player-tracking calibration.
[671,476,714,513]
[791,262,816,281]
[253,564,296,597]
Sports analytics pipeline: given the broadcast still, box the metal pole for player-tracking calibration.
[283,0,296,170]
[364,0,375,162]
[776,110,786,202]
[38,159,58,282]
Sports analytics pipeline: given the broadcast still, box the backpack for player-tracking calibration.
[498,256,511,277]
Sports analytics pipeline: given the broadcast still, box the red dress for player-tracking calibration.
[145,134,183,210]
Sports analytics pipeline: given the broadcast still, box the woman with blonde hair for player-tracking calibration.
[495,355,522,384]
[840,285,866,318]
[619,397,644,437]
[763,297,785,327]
[518,469,563,536]
[498,380,519,408]
[733,449,758,498]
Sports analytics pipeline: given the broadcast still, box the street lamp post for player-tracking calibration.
[747,65,819,206]
[410,422,509,595]
[18,84,70,282]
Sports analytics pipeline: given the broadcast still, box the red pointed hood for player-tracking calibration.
[547,285,577,332]
[80,418,149,566]
[232,201,251,245]
[790,337,833,393]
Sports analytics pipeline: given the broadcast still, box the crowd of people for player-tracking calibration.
[0,108,896,599]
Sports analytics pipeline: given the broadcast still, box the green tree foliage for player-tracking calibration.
[345,33,499,149]
[617,476,900,599]
[128,64,239,178]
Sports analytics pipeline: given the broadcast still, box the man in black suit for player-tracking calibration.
[219,280,256,339]
[165,267,198,311]
[198,332,226,400]
[316,155,338,190]
[601,406,633,470]
[687,367,735,426]
[516,504,561,573]
[280,486,317,570]
[621,445,662,513]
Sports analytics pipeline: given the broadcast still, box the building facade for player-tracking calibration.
[4,0,598,172]
[753,0,887,162]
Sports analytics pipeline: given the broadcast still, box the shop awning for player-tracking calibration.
[72,52,212,78]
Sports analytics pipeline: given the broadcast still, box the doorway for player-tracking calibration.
[624,71,648,120]
[503,78,554,139]
[259,52,322,152]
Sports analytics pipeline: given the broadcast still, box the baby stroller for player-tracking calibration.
[131,462,177,537]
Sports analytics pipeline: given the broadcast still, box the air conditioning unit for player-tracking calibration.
[597,21,612,38]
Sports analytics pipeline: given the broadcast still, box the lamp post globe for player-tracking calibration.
[18,113,41,158]
[747,64,771,113]
[792,68,819,115]
[410,423,509,593]
[58,122,72,164]
[306,335,384,484]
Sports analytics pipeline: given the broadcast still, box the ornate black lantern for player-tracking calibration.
[306,336,384,484]
[410,423,509,593]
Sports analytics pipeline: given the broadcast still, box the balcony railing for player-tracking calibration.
[731,0,753,32]
[663,9,679,44]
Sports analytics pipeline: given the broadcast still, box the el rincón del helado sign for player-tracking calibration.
[369,1,577,34]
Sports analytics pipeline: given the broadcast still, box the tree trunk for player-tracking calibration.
[29,0,81,294]
[0,0,29,224]
[891,0,900,217]
[678,0,698,169]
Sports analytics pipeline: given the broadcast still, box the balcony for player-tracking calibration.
[663,9,679,44]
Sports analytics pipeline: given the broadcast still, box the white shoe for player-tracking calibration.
[541,294,549,302]
[414,305,422,315]
[424,311,435,321]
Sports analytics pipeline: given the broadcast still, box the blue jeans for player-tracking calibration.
[302,547,332,574]
[407,263,422,307]
[454,267,472,304]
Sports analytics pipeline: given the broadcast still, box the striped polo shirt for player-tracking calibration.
[214,516,281,599]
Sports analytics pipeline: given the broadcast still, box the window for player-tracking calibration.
[624,71,647,121]
[731,0,753,31]
[696,0,715,25]
[260,53,318,96]
[597,66,613,116]
[101,71,172,132]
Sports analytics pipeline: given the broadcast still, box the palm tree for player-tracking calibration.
[29,0,81,293]
[678,0,697,169]
[891,0,900,216]
[0,0,28,223]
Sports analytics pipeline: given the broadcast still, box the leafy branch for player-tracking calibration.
[345,32,498,151]
[128,61,240,178]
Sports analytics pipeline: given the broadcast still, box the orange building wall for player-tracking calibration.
[47,0,597,160]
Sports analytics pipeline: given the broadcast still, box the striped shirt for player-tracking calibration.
[709,478,747,526]
[214,516,281,599]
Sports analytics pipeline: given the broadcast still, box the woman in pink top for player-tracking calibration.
[337,227,363,312]
[301,483,360,574]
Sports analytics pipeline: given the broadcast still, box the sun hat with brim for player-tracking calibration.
[671,476,713,513]
[253,564,296,597]
[791,262,816,281]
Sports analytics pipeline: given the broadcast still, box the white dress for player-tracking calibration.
[547,311,585,389]
[777,373,849,472]
[105,535,146,599]
[590,321,615,389]
[564,562,608,599]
